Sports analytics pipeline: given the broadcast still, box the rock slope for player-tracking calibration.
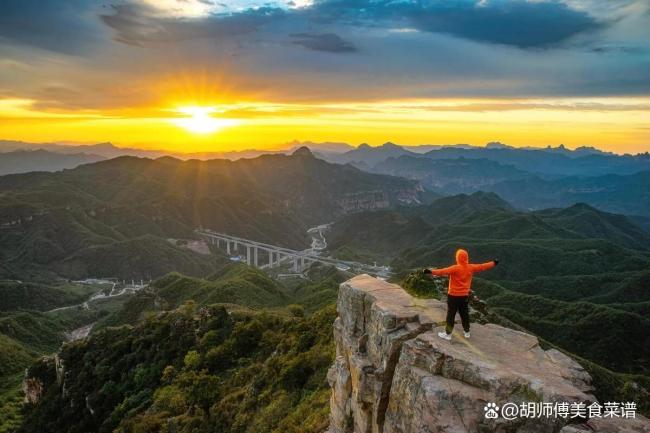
[327,275,648,433]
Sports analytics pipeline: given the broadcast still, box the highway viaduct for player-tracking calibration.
[196,230,390,277]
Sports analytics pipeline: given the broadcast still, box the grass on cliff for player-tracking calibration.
[0,373,24,433]
[0,305,106,432]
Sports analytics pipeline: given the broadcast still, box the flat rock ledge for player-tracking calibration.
[327,274,649,433]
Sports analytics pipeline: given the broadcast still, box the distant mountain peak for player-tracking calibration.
[381,141,401,149]
[291,146,315,157]
[565,202,595,211]
[155,155,182,163]
[288,140,354,154]
[358,143,371,149]
[92,142,117,149]
[485,141,512,149]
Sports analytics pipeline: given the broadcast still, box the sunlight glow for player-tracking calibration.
[171,106,240,134]
[141,0,314,17]
[142,0,216,18]
[2,97,649,154]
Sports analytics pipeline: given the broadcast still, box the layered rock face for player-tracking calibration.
[327,275,647,433]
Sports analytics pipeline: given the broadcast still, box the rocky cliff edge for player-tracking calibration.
[327,274,649,433]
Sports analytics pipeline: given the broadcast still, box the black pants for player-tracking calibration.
[446,295,470,334]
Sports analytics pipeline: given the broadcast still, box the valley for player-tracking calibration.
[0,147,649,433]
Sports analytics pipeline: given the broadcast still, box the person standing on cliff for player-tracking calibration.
[424,249,498,341]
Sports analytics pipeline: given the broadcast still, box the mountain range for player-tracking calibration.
[0,150,105,176]
[311,142,650,216]
[3,139,643,174]
[0,140,355,168]
[0,148,422,281]
[1,150,649,432]
[4,140,649,217]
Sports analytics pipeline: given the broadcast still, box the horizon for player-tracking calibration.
[1,138,641,157]
[1,1,649,154]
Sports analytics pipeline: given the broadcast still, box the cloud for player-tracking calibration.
[60,0,604,51]
[0,0,105,54]
[403,0,601,48]
[0,0,647,112]
[290,32,356,52]
[301,0,601,48]
[100,3,286,45]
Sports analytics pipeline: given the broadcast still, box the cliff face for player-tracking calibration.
[327,275,647,433]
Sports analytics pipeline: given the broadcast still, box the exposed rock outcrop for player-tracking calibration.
[22,375,44,404]
[328,275,648,433]
[338,191,391,213]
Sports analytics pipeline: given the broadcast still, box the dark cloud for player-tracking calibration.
[405,0,600,48]
[100,3,285,45]
[304,0,600,48]
[0,0,602,54]
[0,0,104,54]
[290,32,356,52]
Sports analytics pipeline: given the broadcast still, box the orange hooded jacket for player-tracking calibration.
[429,249,495,297]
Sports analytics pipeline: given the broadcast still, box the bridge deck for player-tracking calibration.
[196,230,390,275]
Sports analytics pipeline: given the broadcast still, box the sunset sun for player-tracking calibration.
[171,106,239,134]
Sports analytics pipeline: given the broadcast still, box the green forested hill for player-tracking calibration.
[412,191,514,224]
[0,280,101,312]
[532,203,650,250]
[0,150,420,281]
[329,192,650,262]
[500,270,650,305]
[471,279,650,375]
[0,307,103,432]
[20,303,337,433]
[12,262,345,433]
[96,262,345,330]
[0,260,345,433]
[95,264,289,329]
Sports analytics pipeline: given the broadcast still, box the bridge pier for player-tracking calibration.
[198,231,387,277]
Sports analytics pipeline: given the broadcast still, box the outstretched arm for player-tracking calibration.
[470,260,498,273]
[426,265,457,276]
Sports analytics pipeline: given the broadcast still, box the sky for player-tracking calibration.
[0,0,649,153]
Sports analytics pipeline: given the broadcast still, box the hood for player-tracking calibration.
[456,249,469,265]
